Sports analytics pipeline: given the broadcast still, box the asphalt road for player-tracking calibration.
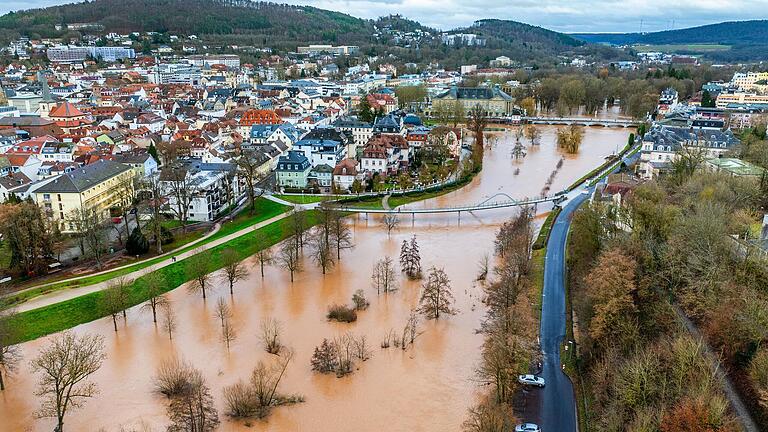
[535,190,589,431]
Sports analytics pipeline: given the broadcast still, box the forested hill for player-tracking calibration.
[471,19,585,49]
[0,0,625,65]
[573,20,768,61]
[0,0,374,49]
[574,20,768,46]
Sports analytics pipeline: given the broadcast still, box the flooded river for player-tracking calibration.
[0,125,631,432]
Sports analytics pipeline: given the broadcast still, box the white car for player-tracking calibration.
[518,374,545,387]
[515,423,541,432]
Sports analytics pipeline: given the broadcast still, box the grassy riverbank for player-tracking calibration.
[1,199,289,310]
[7,210,318,343]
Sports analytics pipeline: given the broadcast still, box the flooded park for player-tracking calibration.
[0,124,631,432]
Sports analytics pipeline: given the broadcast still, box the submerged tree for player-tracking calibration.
[187,251,213,300]
[165,367,219,432]
[399,235,422,279]
[220,248,248,296]
[278,238,301,282]
[0,309,20,391]
[383,214,400,237]
[141,271,169,323]
[309,228,335,274]
[419,267,456,319]
[372,256,398,294]
[32,332,105,432]
[556,124,584,154]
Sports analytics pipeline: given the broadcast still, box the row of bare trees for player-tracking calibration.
[465,208,538,430]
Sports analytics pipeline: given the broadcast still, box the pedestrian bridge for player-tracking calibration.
[329,192,567,214]
[522,116,639,128]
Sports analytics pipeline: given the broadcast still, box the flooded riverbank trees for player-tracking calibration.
[467,209,538,427]
[418,267,456,320]
[0,309,20,391]
[32,332,105,432]
[223,351,301,420]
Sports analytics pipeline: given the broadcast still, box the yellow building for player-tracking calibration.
[731,72,768,93]
[34,160,135,232]
[715,92,768,108]
[432,86,516,117]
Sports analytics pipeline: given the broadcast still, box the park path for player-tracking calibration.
[2,223,221,299]
[14,211,293,313]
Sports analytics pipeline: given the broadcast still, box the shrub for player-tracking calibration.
[351,290,369,310]
[327,304,357,323]
[154,357,196,398]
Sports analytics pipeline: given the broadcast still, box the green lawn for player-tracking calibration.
[7,210,318,343]
[0,198,289,310]
[274,194,333,205]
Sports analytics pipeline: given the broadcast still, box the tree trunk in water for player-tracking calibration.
[152,305,157,323]
[0,369,5,391]
[112,315,118,332]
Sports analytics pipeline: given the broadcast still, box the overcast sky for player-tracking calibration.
[1,0,767,33]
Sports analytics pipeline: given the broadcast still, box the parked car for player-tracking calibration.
[517,374,545,387]
[515,423,541,432]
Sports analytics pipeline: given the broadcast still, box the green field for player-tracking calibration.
[7,210,317,343]
[1,199,289,309]
[633,43,731,53]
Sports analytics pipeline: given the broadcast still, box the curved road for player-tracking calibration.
[537,190,589,431]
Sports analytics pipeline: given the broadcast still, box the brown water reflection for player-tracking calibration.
[0,125,630,432]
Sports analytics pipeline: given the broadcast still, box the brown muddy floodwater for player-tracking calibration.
[0,125,631,432]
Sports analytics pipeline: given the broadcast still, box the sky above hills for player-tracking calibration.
[2,0,767,32]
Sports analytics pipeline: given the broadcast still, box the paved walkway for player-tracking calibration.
[3,223,222,299]
[15,211,293,313]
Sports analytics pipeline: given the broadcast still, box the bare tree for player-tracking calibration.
[250,350,293,409]
[140,271,169,323]
[166,366,219,432]
[253,231,273,278]
[161,302,177,341]
[260,318,282,355]
[221,319,237,351]
[329,209,353,259]
[187,250,212,299]
[32,332,105,432]
[290,209,307,252]
[372,256,398,295]
[419,267,456,319]
[383,214,400,237]
[524,124,541,146]
[278,239,301,282]
[163,164,198,233]
[0,309,21,391]
[154,357,198,398]
[143,172,167,254]
[67,207,108,269]
[214,297,231,328]
[99,282,128,332]
[235,149,268,214]
[351,289,369,310]
[309,228,335,274]
[220,248,247,295]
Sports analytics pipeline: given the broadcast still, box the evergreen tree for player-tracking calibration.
[358,96,374,123]
[148,142,159,163]
[125,226,149,255]
[399,235,422,279]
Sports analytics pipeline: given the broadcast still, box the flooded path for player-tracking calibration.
[0,125,631,432]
